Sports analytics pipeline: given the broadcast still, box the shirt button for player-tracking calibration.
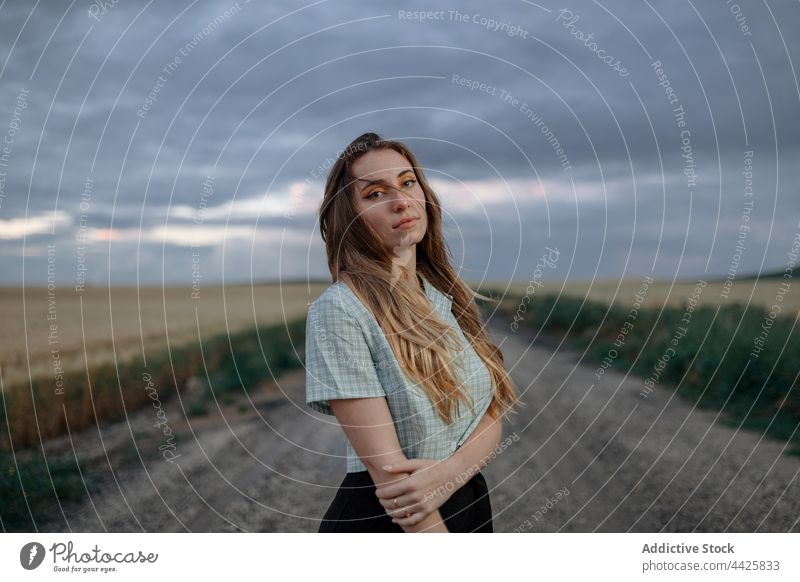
[452,441,459,452]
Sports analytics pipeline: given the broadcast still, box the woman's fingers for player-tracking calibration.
[378,494,411,515]
[378,496,429,521]
[381,459,430,473]
[384,501,420,518]
[391,511,427,527]
[387,503,431,521]
[377,494,401,510]
[375,476,416,500]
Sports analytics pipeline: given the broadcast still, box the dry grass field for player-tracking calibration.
[0,282,330,393]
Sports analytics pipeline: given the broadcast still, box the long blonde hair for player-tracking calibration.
[318,132,522,423]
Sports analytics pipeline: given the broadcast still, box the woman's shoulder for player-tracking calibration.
[309,280,364,318]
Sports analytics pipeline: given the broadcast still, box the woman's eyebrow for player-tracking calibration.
[357,169,414,192]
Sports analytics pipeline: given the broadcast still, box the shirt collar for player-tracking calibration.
[420,273,453,312]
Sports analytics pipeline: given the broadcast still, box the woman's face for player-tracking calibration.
[351,148,428,252]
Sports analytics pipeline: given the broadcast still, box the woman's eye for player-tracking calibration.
[365,180,415,200]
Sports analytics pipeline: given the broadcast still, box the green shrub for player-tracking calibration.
[0,451,93,532]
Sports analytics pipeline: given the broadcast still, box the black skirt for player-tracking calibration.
[319,470,493,533]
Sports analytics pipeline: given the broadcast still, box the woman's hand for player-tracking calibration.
[374,458,459,528]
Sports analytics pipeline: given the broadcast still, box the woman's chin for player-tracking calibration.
[397,227,425,245]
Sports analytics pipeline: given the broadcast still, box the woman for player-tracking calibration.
[305,132,522,532]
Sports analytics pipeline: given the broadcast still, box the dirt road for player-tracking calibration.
[38,313,799,532]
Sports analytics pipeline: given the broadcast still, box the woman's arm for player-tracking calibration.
[443,408,504,483]
[330,397,448,532]
[375,408,503,527]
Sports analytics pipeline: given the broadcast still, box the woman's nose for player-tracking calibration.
[391,189,412,210]
[393,198,410,211]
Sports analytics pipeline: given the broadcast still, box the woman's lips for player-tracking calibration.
[394,216,419,229]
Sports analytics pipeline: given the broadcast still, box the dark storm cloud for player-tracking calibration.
[0,0,798,284]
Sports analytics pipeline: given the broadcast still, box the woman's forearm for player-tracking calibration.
[443,410,503,486]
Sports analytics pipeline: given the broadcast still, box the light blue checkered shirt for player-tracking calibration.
[305,274,493,473]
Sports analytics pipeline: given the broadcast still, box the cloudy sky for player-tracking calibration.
[0,0,798,287]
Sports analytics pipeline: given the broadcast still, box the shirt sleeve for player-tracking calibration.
[305,293,388,415]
